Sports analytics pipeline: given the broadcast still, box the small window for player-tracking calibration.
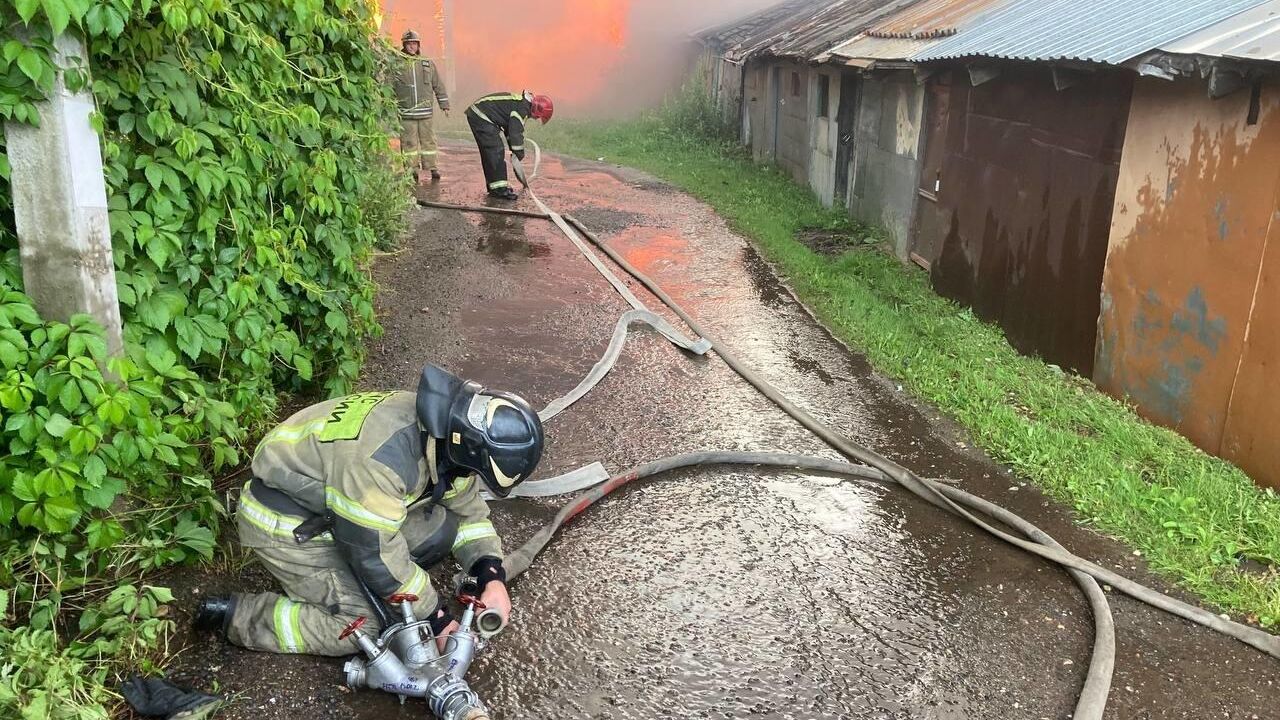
[817,74,831,118]
[791,71,802,97]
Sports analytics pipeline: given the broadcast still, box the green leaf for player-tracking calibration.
[0,339,22,368]
[14,0,40,23]
[69,328,108,358]
[136,289,187,331]
[42,494,81,532]
[174,517,215,559]
[174,316,203,360]
[82,476,124,510]
[193,314,229,340]
[45,413,73,438]
[105,6,125,37]
[295,354,313,380]
[83,2,104,34]
[145,345,177,375]
[16,48,43,84]
[144,162,164,191]
[86,518,125,549]
[2,41,22,63]
[3,299,41,326]
[42,0,71,35]
[83,454,107,484]
[324,310,348,334]
[58,378,82,411]
[11,474,39,502]
[145,235,171,269]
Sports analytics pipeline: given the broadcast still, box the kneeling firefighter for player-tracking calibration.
[465,90,554,200]
[193,365,543,657]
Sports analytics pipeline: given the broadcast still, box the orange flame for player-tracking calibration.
[454,0,631,106]
[380,0,633,110]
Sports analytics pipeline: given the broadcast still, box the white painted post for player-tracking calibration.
[5,34,123,357]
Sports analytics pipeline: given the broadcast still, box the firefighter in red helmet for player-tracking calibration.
[465,91,554,200]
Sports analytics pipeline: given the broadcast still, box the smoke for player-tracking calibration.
[378,0,783,117]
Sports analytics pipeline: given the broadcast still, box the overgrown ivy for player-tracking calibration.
[0,0,409,716]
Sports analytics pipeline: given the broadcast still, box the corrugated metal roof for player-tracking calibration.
[1159,0,1280,61]
[701,0,926,62]
[864,0,1003,38]
[913,0,1274,64]
[754,0,922,60]
[697,0,826,52]
[828,0,1005,63]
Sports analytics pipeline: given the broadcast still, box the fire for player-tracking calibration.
[454,0,631,107]
[379,0,633,110]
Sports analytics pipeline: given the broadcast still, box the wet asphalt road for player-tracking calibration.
[166,143,1278,719]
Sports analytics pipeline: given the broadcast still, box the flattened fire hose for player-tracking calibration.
[413,145,1280,720]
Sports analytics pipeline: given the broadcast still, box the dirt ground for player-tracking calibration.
[163,143,1279,719]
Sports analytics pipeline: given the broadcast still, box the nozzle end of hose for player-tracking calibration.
[475,608,505,639]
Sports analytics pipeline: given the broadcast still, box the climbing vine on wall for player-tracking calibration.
[1,0,408,714]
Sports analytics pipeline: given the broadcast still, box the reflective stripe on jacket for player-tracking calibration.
[248,392,501,610]
[466,91,532,153]
[392,55,450,119]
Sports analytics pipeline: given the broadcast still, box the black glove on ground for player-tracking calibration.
[120,676,222,719]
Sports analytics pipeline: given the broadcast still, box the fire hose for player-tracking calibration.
[397,145,1280,720]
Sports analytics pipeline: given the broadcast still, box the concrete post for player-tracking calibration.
[4,34,123,357]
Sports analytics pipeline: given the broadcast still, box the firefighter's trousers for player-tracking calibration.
[400,115,438,171]
[226,482,459,656]
[467,111,510,192]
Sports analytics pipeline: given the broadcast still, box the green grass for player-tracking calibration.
[530,95,1280,628]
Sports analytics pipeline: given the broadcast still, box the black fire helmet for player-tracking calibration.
[416,364,544,497]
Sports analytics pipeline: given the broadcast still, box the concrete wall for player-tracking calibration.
[808,68,841,206]
[1097,76,1280,489]
[743,58,811,182]
[848,71,925,258]
[774,61,811,184]
[741,59,813,181]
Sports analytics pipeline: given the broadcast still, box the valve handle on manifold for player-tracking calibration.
[388,593,419,604]
[339,615,368,640]
[457,594,487,610]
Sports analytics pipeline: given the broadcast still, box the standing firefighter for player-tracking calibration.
[465,91,554,200]
[192,365,544,657]
[393,30,450,183]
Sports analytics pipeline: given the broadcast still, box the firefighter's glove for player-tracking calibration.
[121,676,223,720]
[429,606,456,636]
[471,557,507,593]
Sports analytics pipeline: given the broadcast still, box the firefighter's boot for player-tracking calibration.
[192,595,236,637]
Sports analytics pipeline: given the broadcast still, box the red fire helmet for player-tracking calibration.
[530,94,554,124]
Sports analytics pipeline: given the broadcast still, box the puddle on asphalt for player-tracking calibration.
[353,472,978,719]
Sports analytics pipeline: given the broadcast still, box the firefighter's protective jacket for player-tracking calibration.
[466,91,533,156]
[249,392,501,611]
[392,55,450,119]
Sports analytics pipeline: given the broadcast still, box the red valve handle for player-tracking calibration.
[457,593,487,611]
[388,593,419,604]
[339,615,367,640]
